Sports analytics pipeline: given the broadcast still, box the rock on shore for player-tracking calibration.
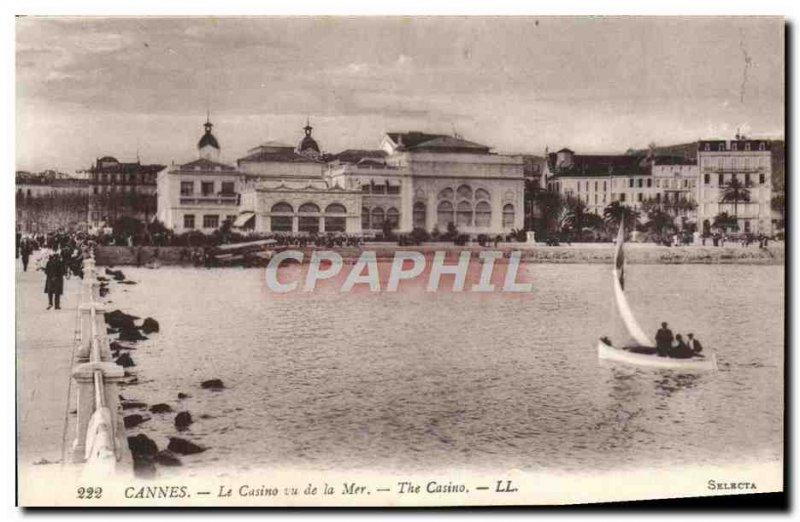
[201,379,225,390]
[124,414,150,429]
[105,309,138,329]
[174,411,193,430]
[141,317,160,334]
[167,437,206,455]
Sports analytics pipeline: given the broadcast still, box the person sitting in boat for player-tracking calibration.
[655,322,673,357]
[669,334,695,359]
[687,333,703,354]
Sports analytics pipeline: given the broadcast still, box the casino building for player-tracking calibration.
[157,118,525,236]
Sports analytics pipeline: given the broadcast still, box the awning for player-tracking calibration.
[233,212,255,228]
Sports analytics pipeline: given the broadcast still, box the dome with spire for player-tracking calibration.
[198,120,220,150]
[198,118,221,161]
[296,118,321,159]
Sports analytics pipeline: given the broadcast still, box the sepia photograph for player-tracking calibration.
[13,13,785,507]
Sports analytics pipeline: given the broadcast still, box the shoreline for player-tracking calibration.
[95,242,785,266]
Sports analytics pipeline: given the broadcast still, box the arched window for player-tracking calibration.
[371,207,385,230]
[475,201,492,227]
[502,204,515,228]
[270,202,293,232]
[386,207,400,229]
[413,201,426,229]
[325,203,346,214]
[361,206,370,230]
[271,202,293,213]
[437,201,454,228]
[456,184,472,200]
[298,202,321,214]
[475,188,490,201]
[456,201,473,226]
[438,188,454,200]
[298,202,320,233]
[325,203,347,233]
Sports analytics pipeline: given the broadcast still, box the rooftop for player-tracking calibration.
[177,158,236,171]
[547,152,650,178]
[386,131,492,154]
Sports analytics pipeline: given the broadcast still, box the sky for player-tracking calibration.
[16,16,785,172]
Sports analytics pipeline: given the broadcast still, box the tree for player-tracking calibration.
[720,176,751,219]
[644,207,675,237]
[712,212,738,232]
[532,190,565,234]
[603,201,639,234]
[559,196,587,234]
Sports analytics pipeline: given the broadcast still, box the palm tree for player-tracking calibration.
[720,176,751,220]
[644,207,674,237]
[559,196,587,233]
[603,201,639,234]
[712,212,738,233]
[532,190,565,234]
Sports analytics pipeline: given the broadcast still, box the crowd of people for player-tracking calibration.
[16,231,93,311]
[701,232,771,248]
[655,322,704,359]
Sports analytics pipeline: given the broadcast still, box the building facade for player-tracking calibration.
[157,121,525,237]
[543,138,774,235]
[87,156,165,227]
[327,131,525,235]
[157,120,241,233]
[16,172,92,233]
[696,138,773,235]
[543,148,653,215]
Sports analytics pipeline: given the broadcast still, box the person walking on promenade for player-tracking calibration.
[655,322,673,357]
[20,239,31,272]
[44,253,65,310]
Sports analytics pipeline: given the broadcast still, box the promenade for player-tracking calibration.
[16,253,81,467]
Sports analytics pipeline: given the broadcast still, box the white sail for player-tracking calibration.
[613,223,654,347]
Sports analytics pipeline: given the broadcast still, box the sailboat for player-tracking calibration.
[597,222,717,371]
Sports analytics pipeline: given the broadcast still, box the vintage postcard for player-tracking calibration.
[15,15,785,507]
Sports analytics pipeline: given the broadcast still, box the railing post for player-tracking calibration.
[70,361,125,463]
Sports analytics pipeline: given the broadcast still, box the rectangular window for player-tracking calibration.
[647,178,652,188]
[620,193,627,202]
[683,179,689,188]
[203,214,219,228]
[221,181,235,194]
[718,174,724,186]
[201,181,214,196]
[637,179,643,188]
[704,174,710,185]
[371,184,385,195]
[180,181,194,195]
[637,193,643,202]
[387,185,400,195]
[594,181,598,192]
[183,214,195,229]
[361,184,370,193]
[760,173,765,184]
[656,193,661,202]
[745,174,751,187]
[603,181,607,191]
[628,178,634,188]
